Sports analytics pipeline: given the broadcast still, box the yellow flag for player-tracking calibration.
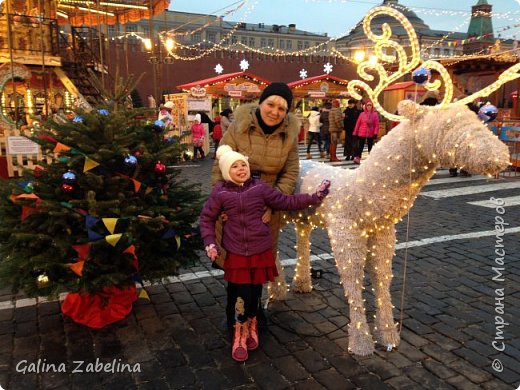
[175,235,181,249]
[145,187,153,195]
[138,289,150,300]
[83,157,100,172]
[105,233,122,247]
[102,218,118,234]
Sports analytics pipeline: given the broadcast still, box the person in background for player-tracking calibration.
[147,94,156,109]
[328,100,343,162]
[343,99,362,161]
[320,102,332,159]
[191,114,205,160]
[352,100,379,164]
[211,82,299,329]
[306,106,324,159]
[212,116,223,159]
[201,145,330,362]
[158,101,174,128]
[220,108,233,135]
[198,111,215,135]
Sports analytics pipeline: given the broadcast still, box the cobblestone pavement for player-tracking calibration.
[0,147,519,389]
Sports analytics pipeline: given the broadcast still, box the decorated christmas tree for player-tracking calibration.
[0,76,203,326]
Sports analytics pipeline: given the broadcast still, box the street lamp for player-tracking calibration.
[354,50,366,63]
[165,38,174,52]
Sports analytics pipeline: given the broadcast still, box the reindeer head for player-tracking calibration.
[398,100,510,176]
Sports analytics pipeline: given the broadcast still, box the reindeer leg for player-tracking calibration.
[292,223,313,293]
[330,228,374,356]
[366,225,400,350]
[268,253,287,301]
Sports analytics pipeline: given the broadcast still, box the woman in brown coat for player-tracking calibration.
[211,82,299,328]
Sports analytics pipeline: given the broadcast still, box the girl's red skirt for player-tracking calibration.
[224,249,278,284]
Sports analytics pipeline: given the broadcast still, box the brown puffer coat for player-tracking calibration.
[211,103,300,266]
[328,106,344,136]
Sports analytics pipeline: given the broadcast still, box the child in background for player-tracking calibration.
[191,113,205,160]
[211,116,223,159]
[199,145,331,362]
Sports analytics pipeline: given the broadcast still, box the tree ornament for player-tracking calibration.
[34,165,44,178]
[98,109,109,116]
[36,274,50,287]
[62,170,77,184]
[412,67,431,85]
[133,151,142,157]
[73,115,83,123]
[24,182,34,193]
[124,155,138,167]
[478,103,498,123]
[153,120,165,133]
[154,161,166,174]
[61,183,76,193]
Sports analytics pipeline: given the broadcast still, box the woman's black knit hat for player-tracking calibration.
[259,82,293,109]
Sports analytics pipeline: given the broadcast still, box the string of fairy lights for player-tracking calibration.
[58,0,518,64]
[100,0,520,63]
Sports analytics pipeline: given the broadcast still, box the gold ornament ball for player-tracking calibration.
[37,274,49,287]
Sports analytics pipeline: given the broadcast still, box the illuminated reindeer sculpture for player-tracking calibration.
[267,6,518,356]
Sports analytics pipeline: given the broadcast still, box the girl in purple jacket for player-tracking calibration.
[200,145,330,362]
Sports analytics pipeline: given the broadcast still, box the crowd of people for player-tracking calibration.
[304,98,379,165]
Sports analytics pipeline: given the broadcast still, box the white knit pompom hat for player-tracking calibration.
[217,145,250,183]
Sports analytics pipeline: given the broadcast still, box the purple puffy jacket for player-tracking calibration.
[200,178,321,256]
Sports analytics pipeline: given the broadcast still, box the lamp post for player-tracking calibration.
[147,0,158,104]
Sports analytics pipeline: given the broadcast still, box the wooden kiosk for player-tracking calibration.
[176,71,271,116]
[287,74,350,114]
[163,91,212,157]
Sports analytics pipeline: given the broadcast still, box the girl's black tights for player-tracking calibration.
[227,282,262,323]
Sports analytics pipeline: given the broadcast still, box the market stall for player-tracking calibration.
[176,71,271,116]
[163,92,212,157]
[287,74,350,114]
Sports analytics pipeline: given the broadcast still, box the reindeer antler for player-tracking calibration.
[348,6,520,121]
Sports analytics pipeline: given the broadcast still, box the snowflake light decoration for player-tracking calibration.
[239,59,250,71]
[214,64,224,74]
[299,69,308,79]
[324,62,333,74]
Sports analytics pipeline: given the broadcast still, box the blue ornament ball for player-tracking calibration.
[124,155,138,167]
[478,103,498,123]
[154,120,165,127]
[412,67,431,85]
[72,115,83,123]
[62,171,77,184]
[98,109,109,116]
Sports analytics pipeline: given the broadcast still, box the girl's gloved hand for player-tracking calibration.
[205,244,220,261]
[316,180,331,200]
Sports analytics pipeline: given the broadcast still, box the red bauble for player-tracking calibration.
[61,183,75,193]
[154,161,166,174]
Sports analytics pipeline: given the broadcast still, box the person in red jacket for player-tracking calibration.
[191,114,205,160]
[211,116,223,159]
[352,100,379,164]
[200,145,330,362]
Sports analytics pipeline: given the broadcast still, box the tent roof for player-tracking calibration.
[176,72,271,91]
[287,74,349,88]
[384,81,418,91]
[56,0,170,26]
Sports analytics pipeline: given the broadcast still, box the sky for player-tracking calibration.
[169,0,520,39]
